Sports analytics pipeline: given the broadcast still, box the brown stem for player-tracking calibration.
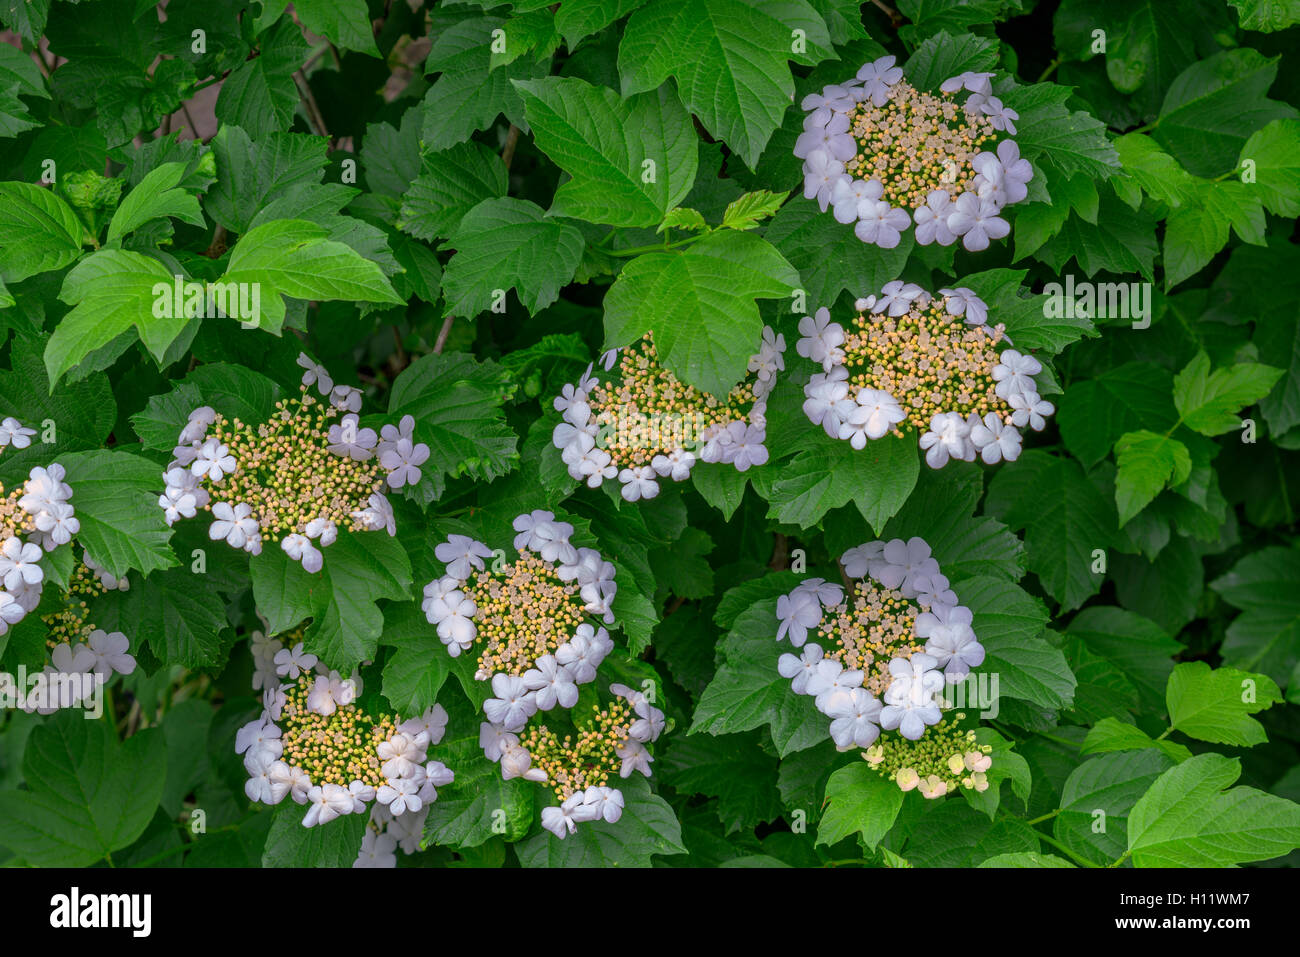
[871,0,904,27]
[294,71,330,139]
[434,316,454,353]
[769,532,789,571]
[205,225,228,258]
[501,124,521,171]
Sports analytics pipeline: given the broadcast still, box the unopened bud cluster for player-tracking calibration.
[551,329,783,502]
[776,538,995,797]
[863,715,994,798]
[799,284,1054,468]
[158,354,429,574]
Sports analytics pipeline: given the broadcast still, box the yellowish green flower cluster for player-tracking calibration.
[277,676,397,789]
[847,82,994,211]
[465,551,587,680]
[552,328,784,501]
[815,580,927,695]
[520,698,634,802]
[42,560,108,650]
[863,714,994,799]
[842,299,1007,433]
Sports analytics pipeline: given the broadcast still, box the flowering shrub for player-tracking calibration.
[0,0,1297,876]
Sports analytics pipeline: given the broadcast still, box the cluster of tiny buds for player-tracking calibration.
[520,699,634,801]
[468,551,586,678]
[863,715,994,798]
[277,678,395,789]
[159,355,429,574]
[552,329,781,501]
[817,580,927,695]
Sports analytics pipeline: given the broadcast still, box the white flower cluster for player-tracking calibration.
[0,628,135,714]
[0,420,80,640]
[551,329,783,503]
[775,538,985,750]
[158,354,426,573]
[240,632,453,864]
[797,59,1032,252]
[422,511,617,677]
[798,284,1054,468]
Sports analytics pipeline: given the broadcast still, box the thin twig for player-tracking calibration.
[205,225,228,258]
[434,316,454,353]
[870,0,903,27]
[293,71,330,139]
[769,532,789,571]
[501,124,521,171]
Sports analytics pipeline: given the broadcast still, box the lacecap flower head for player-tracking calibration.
[157,354,428,573]
[0,554,136,714]
[480,680,664,841]
[0,418,80,644]
[797,285,1054,468]
[774,538,993,798]
[797,57,1031,252]
[551,328,783,502]
[239,627,454,840]
[424,511,618,694]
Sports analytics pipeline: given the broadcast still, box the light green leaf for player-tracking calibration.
[1239,118,1300,218]
[221,218,402,333]
[1166,661,1282,747]
[213,18,309,139]
[603,230,798,394]
[1055,750,1174,866]
[1113,429,1192,526]
[59,448,177,579]
[1172,351,1284,436]
[817,763,904,849]
[1081,717,1193,762]
[516,776,685,866]
[0,181,85,282]
[106,161,205,245]
[1127,753,1300,867]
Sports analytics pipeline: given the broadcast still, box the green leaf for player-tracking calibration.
[1068,607,1182,712]
[1080,717,1193,763]
[378,602,452,717]
[1239,118,1300,218]
[206,128,330,234]
[985,451,1122,611]
[721,189,787,230]
[250,530,413,675]
[386,351,520,504]
[817,763,904,849]
[766,197,914,310]
[766,434,919,532]
[692,597,826,756]
[516,77,699,229]
[661,732,783,834]
[440,198,585,317]
[0,42,48,137]
[106,161,205,246]
[221,218,402,333]
[515,776,686,866]
[554,0,649,46]
[963,267,1096,354]
[959,576,1074,711]
[1033,190,1159,282]
[397,142,508,242]
[1172,351,1284,436]
[1113,429,1192,526]
[44,249,179,384]
[1000,79,1121,180]
[59,448,177,579]
[0,713,166,867]
[977,851,1074,867]
[0,182,85,283]
[131,362,282,453]
[617,0,832,167]
[903,29,998,91]
[1229,0,1300,31]
[1054,750,1175,866]
[659,207,709,233]
[421,720,536,848]
[93,565,230,669]
[259,0,378,56]
[1211,547,1300,685]
[1057,362,1177,468]
[262,801,367,867]
[213,18,309,139]
[420,16,546,151]
[603,230,798,394]
[1127,753,1300,867]
[1154,49,1299,178]
[1166,661,1282,747]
